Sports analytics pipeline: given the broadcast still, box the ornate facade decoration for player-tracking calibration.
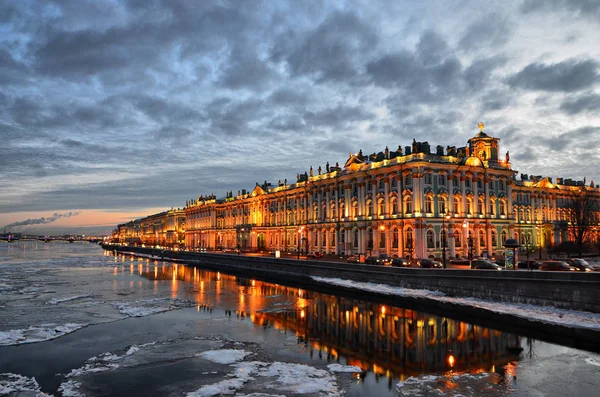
[116,126,600,259]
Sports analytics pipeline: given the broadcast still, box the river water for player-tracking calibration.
[1,241,599,397]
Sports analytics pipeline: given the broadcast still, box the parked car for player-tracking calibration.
[539,261,577,271]
[449,258,470,266]
[418,258,443,268]
[307,251,323,259]
[472,259,504,270]
[364,256,380,265]
[346,254,361,263]
[377,254,393,265]
[518,260,542,269]
[565,258,596,272]
[391,257,411,267]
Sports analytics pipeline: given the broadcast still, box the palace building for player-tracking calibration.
[182,124,600,259]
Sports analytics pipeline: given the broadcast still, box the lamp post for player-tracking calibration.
[442,213,451,268]
[297,226,304,259]
[462,219,472,268]
[526,234,531,271]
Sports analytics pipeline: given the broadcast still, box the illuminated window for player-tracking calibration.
[438,174,446,186]
[404,196,412,214]
[425,196,433,214]
[426,229,435,248]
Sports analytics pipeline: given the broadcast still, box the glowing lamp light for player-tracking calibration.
[447,354,455,368]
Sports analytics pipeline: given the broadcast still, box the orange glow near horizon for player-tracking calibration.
[1,208,172,234]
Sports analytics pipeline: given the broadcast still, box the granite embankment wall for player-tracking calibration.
[105,245,600,314]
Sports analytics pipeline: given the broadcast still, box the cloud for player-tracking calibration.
[458,14,512,51]
[560,93,600,114]
[507,59,599,92]
[521,0,600,18]
[273,10,378,82]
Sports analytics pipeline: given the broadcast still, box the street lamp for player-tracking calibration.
[463,219,472,269]
[442,213,451,268]
[297,226,304,259]
[525,234,531,270]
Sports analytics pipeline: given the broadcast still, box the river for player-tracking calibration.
[1,241,599,396]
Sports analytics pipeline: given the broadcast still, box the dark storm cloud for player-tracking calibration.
[416,30,450,66]
[537,126,600,151]
[507,59,599,92]
[273,10,378,82]
[560,93,600,114]
[521,0,600,17]
[458,14,512,51]
[0,48,29,85]
[303,105,373,129]
[219,45,278,90]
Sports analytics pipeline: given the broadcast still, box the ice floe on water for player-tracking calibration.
[188,350,343,397]
[396,372,504,396]
[65,342,154,377]
[585,357,600,366]
[326,363,362,373]
[312,276,600,330]
[47,294,92,305]
[58,379,83,397]
[0,373,52,396]
[197,349,252,364]
[111,297,194,317]
[0,323,86,346]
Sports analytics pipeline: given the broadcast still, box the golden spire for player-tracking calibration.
[478,122,484,132]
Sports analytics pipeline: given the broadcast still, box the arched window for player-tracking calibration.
[365,200,372,217]
[353,229,358,248]
[405,228,413,252]
[404,196,412,214]
[352,201,358,218]
[466,198,472,215]
[425,196,433,214]
[390,197,398,214]
[426,229,435,248]
[454,229,461,247]
[392,228,399,248]
[489,199,496,216]
[500,200,506,216]
[492,229,498,247]
[313,206,318,221]
[453,197,460,214]
[378,200,385,216]
[438,197,447,215]
[440,229,447,247]
[478,198,484,215]
[331,231,336,247]
[479,230,485,247]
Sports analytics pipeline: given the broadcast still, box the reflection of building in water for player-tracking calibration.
[131,259,520,378]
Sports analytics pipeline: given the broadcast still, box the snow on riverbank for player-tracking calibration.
[312,276,600,330]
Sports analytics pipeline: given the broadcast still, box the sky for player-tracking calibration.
[1,0,599,236]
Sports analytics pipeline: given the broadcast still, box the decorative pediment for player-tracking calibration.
[344,153,365,172]
[251,185,266,197]
[533,177,555,189]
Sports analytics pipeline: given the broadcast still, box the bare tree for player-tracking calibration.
[564,187,600,256]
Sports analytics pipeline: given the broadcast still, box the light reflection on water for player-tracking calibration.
[2,241,597,396]
[136,257,524,387]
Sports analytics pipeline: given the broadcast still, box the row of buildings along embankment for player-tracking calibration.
[113,126,600,260]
